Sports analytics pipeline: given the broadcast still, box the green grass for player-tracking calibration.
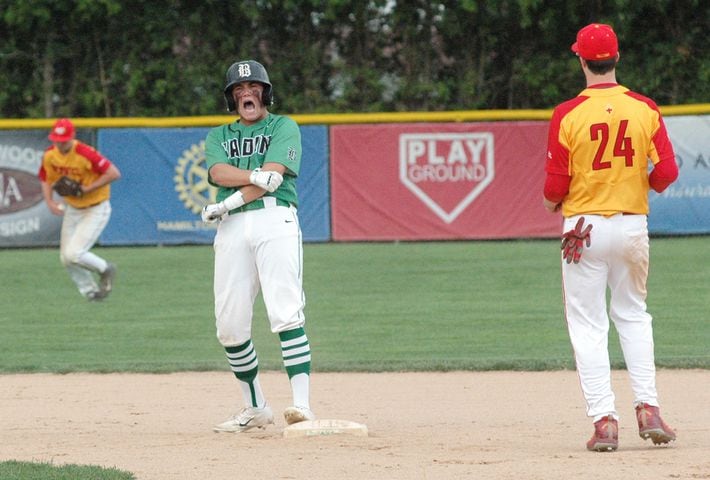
[0,461,134,480]
[1,238,708,373]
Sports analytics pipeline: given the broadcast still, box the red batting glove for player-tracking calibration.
[561,217,593,264]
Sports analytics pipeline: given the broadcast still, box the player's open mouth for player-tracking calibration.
[241,100,256,112]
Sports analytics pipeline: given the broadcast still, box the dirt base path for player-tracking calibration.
[2,370,708,480]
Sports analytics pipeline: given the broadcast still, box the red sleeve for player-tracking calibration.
[75,142,112,174]
[649,157,679,193]
[545,97,587,176]
[544,173,571,203]
[544,108,569,176]
[650,115,676,164]
[543,99,584,202]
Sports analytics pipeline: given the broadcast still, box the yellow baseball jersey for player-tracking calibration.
[39,140,113,208]
[545,84,675,216]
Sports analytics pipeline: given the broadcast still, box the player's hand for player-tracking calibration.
[543,197,561,213]
[561,217,592,264]
[249,168,283,192]
[48,202,66,216]
[201,202,228,223]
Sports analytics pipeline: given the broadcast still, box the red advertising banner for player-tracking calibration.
[331,122,561,240]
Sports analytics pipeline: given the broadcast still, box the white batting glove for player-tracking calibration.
[201,191,245,223]
[201,202,228,223]
[249,168,283,192]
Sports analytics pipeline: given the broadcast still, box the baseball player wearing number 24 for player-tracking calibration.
[38,118,121,302]
[543,24,679,452]
[202,60,314,433]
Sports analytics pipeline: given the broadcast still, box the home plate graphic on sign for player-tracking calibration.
[399,132,495,223]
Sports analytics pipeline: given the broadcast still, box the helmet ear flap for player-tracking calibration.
[262,85,273,106]
[225,87,237,112]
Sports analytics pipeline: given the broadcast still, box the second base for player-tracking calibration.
[283,419,368,438]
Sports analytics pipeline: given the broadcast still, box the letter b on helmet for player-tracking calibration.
[223,60,273,112]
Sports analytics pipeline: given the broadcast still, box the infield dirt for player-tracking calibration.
[1,370,708,479]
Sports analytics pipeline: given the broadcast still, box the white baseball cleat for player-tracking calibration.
[213,405,274,433]
[283,406,316,425]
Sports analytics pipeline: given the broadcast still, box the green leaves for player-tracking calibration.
[0,0,706,117]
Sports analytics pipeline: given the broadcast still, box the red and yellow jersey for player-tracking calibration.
[545,84,675,216]
[38,140,113,208]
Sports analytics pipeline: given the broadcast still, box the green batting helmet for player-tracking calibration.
[223,60,273,112]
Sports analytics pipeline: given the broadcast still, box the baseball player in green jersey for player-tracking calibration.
[202,60,314,432]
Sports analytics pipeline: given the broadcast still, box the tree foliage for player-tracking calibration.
[0,0,707,118]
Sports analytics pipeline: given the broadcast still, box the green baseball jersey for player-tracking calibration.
[205,113,301,208]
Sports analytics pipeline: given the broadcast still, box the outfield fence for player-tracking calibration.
[1,105,708,247]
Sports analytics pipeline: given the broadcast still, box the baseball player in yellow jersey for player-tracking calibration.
[39,118,121,301]
[543,24,679,452]
[202,60,315,433]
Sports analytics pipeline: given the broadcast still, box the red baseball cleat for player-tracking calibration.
[636,403,676,445]
[586,415,618,452]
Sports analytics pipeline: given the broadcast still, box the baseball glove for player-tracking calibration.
[561,217,592,264]
[53,176,83,197]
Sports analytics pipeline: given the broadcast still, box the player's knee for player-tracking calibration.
[216,330,251,346]
[61,248,83,266]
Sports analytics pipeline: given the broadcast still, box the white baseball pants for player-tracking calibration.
[213,203,305,346]
[60,201,112,297]
[562,213,658,421]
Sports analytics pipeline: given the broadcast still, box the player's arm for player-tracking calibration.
[74,144,122,194]
[40,178,66,216]
[543,107,571,213]
[647,117,678,193]
[648,157,678,193]
[83,164,121,194]
[204,166,283,215]
[202,163,285,223]
[209,162,284,192]
[38,163,65,215]
[543,173,570,212]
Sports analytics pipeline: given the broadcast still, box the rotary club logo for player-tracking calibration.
[174,141,217,214]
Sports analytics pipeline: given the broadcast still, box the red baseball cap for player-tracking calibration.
[571,23,618,61]
[48,118,76,142]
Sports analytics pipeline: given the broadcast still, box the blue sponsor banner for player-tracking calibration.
[98,125,330,245]
[298,126,331,241]
[649,116,710,234]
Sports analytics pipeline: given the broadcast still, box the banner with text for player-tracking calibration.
[0,129,96,247]
[330,122,560,240]
[649,115,710,234]
[98,126,330,245]
[1,115,707,247]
